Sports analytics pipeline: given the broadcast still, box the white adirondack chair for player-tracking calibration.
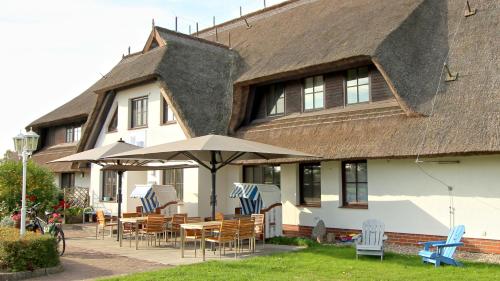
[353,219,387,260]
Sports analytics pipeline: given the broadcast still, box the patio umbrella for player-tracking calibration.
[105,134,316,220]
[50,139,142,241]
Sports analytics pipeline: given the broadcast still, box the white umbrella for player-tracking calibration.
[106,134,316,219]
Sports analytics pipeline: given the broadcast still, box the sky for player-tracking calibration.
[0,0,286,154]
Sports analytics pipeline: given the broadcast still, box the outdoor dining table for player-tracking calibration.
[180,221,222,261]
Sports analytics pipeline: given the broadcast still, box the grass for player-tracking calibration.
[100,245,500,281]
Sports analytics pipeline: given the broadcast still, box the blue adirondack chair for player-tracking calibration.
[418,225,465,267]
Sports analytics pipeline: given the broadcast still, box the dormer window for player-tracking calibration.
[346,67,370,104]
[266,84,285,116]
[304,76,324,111]
[65,126,81,143]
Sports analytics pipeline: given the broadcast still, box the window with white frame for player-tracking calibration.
[303,76,324,110]
[346,67,370,104]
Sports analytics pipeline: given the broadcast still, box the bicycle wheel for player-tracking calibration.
[55,228,66,256]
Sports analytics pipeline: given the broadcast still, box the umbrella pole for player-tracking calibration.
[210,151,217,220]
[116,170,123,242]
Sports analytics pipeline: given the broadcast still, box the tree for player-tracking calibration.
[0,160,58,218]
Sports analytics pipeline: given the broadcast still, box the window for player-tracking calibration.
[346,67,370,104]
[303,76,324,110]
[342,161,368,207]
[299,163,321,206]
[108,109,118,132]
[163,169,183,200]
[65,126,81,143]
[101,171,117,201]
[60,173,75,188]
[162,97,176,124]
[130,96,148,128]
[266,84,285,116]
[243,165,281,187]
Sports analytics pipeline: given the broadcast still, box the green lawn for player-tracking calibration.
[101,246,500,281]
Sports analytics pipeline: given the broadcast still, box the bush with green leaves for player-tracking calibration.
[0,216,14,227]
[0,227,60,272]
[0,160,58,216]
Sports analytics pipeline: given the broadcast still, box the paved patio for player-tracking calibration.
[29,224,300,280]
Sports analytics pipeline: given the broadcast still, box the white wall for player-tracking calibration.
[280,155,500,240]
[89,82,195,215]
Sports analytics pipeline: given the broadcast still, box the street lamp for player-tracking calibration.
[13,128,39,236]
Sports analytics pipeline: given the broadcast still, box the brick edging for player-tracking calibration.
[0,264,63,281]
[282,224,500,254]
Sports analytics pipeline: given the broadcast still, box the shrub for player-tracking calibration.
[267,236,319,247]
[0,227,60,272]
[0,160,58,215]
[0,216,14,228]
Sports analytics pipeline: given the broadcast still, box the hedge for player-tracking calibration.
[0,227,60,272]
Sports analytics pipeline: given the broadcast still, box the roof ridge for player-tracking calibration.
[155,26,230,49]
[197,0,315,37]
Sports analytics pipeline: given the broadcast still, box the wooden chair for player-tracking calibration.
[121,212,139,247]
[418,225,465,267]
[95,210,117,239]
[184,217,203,256]
[251,214,265,245]
[215,212,225,221]
[353,219,387,260]
[167,213,187,247]
[238,217,256,253]
[140,215,165,247]
[205,219,239,258]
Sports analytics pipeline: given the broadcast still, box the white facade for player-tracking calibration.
[279,155,500,240]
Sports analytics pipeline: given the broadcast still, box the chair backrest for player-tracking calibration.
[96,210,105,225]
[361,219,385,247]
[145,215,165,232]
[238,217,255,238]
[172,213,187,229]
[219,220,239,242]
[251,214,265,234]
[123,212,139,218]
[215,212,225,221]
[443,225,465,258]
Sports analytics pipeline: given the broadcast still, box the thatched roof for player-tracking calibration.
[228,0,500,160]
[91,27,236,136]
[30,144,83,173]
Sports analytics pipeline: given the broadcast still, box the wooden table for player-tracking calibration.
[180,221,221,261]
[119,217,147,250]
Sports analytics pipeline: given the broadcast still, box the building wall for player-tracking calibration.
[89,82,196,215]
[53,172,90,189]
[280,155,500,241]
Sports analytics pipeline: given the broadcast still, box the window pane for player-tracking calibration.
[358,183,368,203]
[304,93,314,110]
[358,67,369,85]
[304,77,314,93]
[358,85,370,102]
[276,97,285,114]
[312,166,321,183]
[314,91,324,109]
[74,127,81,142]
[243,166,254,183]
[346,183,357,203]
[347,69,357,87]
[263,166,274,184]
[347,87,358,104]
[273,166,281,187]
[345,163,356,182]
[357,162,368,182]
[314,76,324,92]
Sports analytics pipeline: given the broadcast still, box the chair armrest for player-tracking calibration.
[435,242,464,248]
[417,240,446,246]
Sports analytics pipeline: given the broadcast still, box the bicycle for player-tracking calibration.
[25,203,66,256]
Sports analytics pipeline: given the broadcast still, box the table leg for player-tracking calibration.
[135,222,139,250]
[202,227,206,261]
[181,227,185,258]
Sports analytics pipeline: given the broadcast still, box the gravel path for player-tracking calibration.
[386,244,500,264]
